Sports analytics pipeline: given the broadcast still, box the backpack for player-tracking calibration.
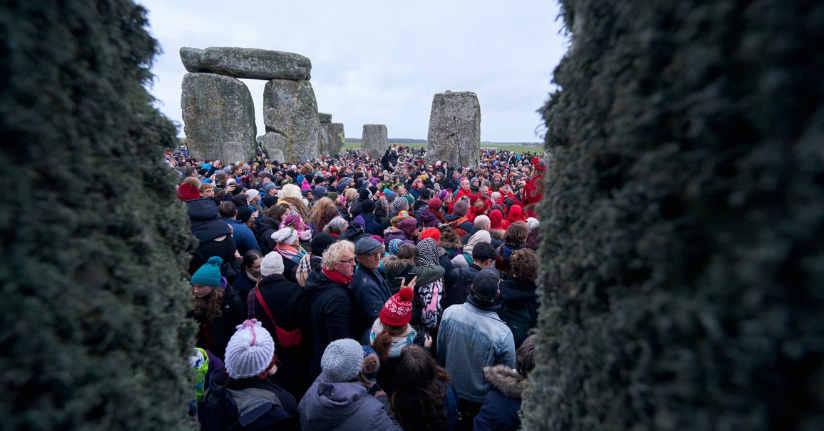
[198,371,290,431]
[498,302,535,349]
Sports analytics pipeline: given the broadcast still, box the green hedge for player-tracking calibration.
[0,1,196,430]
[523,1,824,430]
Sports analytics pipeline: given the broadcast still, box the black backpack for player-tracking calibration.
[498,301,535,349]
[197,371,289,431]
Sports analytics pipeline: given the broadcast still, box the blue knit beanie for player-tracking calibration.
[191,256,223,287]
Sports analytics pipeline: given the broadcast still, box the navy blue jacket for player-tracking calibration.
[224,218,261,255]
[351,265,392,336]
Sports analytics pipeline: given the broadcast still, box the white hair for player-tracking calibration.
[322,241,355,270]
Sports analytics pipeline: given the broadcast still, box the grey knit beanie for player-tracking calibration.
[321,339,364,383]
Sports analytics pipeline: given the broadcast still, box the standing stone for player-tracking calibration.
[426,91,481,167]
[318,112,332,123]
[327,123,346,155]
[263,79,320,163]
[180,47,311,81]
[362,124,388,159]
[181,73,256,162]
[261,132,286,162]
[222,142,250,164]
[318,124,332,155]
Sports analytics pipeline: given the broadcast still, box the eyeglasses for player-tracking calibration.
[339,259,357,265]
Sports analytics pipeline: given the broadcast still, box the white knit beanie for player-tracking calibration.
[321,339,364,383]
[271,227,298,245]
[246,189,260,204]
[279,184,302,200]
[526,217,540,231]
[260,252,285,277]
[225,320,275,379]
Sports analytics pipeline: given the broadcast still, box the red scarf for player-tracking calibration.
[330,232,340,238]
[322,268,353,285]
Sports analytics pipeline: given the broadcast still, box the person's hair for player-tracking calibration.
[192,286,224,325]
[472,242,498,263]
[474,215,491,229]
[516,336,536,378]
[391,345,451,431]
[280,196,310,222]
[310,197,335,228]
[300,163,313,176]
[316,206,339,234]
[490,229,505,241]
[199,182,214,192]
[218,202,236,219]
[265,203,290,223]
[184,166,197,177]
[397,243,417,261]
[371,322,410,362]
[524,227,540,251]
[344,188,358,203]
[241,250,264,272]
[510,249,538,281]
[323,216,348,235]
[321,240,355,269]
[504,222,529,247]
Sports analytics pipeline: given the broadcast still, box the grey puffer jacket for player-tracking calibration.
[298,376,403,431]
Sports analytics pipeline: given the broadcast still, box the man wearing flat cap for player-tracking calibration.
[437,266,516,429]
[351,237,392,340]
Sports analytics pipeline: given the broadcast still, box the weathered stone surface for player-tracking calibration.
[318,112,332,123]
[263,79,320,163]
[327,123,346,155]
[261,132,286,162]
[222,142,251,164]
[426,91,481,167]
[180,47,311,80]
[318,124,331,154]
[362,124,388,159]
[182,73,256,162]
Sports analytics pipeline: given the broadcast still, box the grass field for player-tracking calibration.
[344,142,544,154]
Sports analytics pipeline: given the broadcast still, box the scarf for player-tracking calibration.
[245,270,261,284]
[277,243,306,261]
[322,268,353,285]
[369,319,416,358]
[415,238,439,267]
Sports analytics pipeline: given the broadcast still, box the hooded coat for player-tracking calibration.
[298,377,403,431]
[472,365,525,431]
[256,214,281,255]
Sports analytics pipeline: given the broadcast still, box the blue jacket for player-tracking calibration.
[224,218,261,255]
[437,297,516,403]
[361,213,384,238]
[473,365,524,431]
[351,265,392,336]
[299,377,403,431]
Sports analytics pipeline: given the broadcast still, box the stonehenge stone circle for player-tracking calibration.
[318,112,332,123]
[181,73,257,162]
[263,79,321,162]
[326,123,346,155]
[426,91,481,167]
[180,47,311,81]
[362,124,388,159]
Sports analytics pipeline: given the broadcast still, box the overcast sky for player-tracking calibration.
[139,0,567,142]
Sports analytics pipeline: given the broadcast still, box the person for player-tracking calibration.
[384,214,417,244]
[392,345,459,431]
[437,267,516,429]
[190,257,245,360]
[271,227,307,283]
[359,199,384,237]
[219,201,261,256]
[249,252,312,400]
[351,238,392,340]
[496,249,539,349]
[232,249,263,299]
[296,233,336,287]
[488,209,507,231]
[420,197,445,228]
[495,222,529,276]
[187,196,238,278]
[444,198,473,234]
[413,238,446,331]
[443,242,498,311]
[473,336,536,431]
[304,241,359,379]
[368,287,425,396]
[452,230,491,269]
[382,242,417,294]
[197,320,299,431]
[461,215,503,248]
[322,216,348,239]
[298,339,403,431]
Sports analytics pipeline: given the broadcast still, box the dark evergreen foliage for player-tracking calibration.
[523,0,824,430]
[0,1,196,429]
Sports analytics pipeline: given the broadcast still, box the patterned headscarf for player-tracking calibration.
[415,238,439,267]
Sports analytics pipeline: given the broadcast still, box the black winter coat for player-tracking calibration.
[257,214,280,254]
[444,264,481,311]
[305,270,358,379]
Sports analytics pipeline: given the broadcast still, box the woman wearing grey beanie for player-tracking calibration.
[299,339,403,431]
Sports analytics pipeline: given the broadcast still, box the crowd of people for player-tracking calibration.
[173,144,546,431]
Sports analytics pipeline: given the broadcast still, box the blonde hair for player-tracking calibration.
[199,182,214,192]
[344,188,358,203]
[310,197,336,228]
[321,240,355,270]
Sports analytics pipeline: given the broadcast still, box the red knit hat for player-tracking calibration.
[419,227,441,243]
[379,288,414,326]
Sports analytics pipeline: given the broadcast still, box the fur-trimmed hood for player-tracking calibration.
[484,365,525,400]
[437,227,464,251]
[382,254,415,275]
